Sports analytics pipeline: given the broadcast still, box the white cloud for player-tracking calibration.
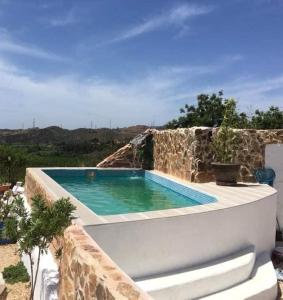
[0,54,281,129]
[168,75,283,111]
[0,28,67,61]
[110,3,212,43]
[0,55,219,128]
[0,58,184,128]
[48,9,77,27]
[220,76,283,109]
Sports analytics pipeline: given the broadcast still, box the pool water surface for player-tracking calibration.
[44,169,216,215]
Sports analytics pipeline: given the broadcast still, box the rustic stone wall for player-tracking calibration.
[152,127,213,182]
[97,128,283,183]
[58,225,151,300]
[153,128,283,183]
[25,169,54,205]
[97,144,137,168]
[97,129,154,169]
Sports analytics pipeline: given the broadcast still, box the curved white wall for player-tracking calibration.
[85,194,277,279]
[265,144,283,230]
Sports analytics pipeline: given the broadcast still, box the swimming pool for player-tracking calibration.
[44,169,216,215]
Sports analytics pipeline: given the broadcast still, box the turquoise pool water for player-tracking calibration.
[44,170,215,215]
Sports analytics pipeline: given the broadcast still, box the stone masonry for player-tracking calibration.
[97,129,154,169]
[58,225,150,300]
[98,128,283,183]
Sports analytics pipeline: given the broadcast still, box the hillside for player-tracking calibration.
[0,125,153,182]
[0,125,149,145]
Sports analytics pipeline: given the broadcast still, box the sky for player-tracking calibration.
[0,0,283,129]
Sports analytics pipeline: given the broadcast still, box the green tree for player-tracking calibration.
[9,195,75,300]
[166,91,250,129]
[251,106,283,129]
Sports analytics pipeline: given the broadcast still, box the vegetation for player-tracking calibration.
[3,261,30,284]
[212,100,240,163]
[0,146,27,183]
[166,91,283,129]
[0,126,148,182]
[8,195,75,300]
[251,106,283,129]
[0,192,26,242]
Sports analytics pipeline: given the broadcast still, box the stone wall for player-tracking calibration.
[58,225,150,300]
[25,169,54,205]
[153,128,283,182]
[97,127,283,182]
[97,129,153,169]
[153,127,213,182]
[97,144,138,168]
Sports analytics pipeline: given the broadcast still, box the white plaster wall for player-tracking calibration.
[22,249,58,300]
[265,144,283,229]
[85,194,277,279]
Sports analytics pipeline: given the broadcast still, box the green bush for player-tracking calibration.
[3,261,29,284]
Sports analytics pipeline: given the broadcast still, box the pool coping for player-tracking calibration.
[25,167,277,226]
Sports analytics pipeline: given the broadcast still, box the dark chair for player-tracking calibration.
[254,168,276,187]
[255,168,281,236]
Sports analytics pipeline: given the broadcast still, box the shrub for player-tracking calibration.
[3,261,29,284]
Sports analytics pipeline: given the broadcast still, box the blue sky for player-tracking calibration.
[0,0,282,128]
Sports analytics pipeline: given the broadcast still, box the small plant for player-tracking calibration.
[3,261,30,284]
[211,99,241,185]
[212,99,240,163]
[0,192,26,221]
[9,194,75,300]
[0,193,26,243]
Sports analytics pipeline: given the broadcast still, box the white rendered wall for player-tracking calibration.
[85,194,277,279]
[265,144,283,230]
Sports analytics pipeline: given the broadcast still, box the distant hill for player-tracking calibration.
[0,125,150,145]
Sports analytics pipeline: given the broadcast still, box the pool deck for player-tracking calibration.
[25,167,277,226]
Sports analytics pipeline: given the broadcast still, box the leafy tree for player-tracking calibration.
[166,91,283,129]
[251,106,283,129]
[9,195,75,300]
[166,91,249,129]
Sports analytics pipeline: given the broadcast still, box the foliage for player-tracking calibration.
[0,141,123,183]
[166,91,282,130]
[2,217,18,242]
[166,91,226,128]
[9,195,75,300]
[212,100,240,163]
[251,106,283,129]
[0,193,26,242]
[0,126,146,183]
[3,261,30,284]
[0,145,27,183]
[0,192,26,222]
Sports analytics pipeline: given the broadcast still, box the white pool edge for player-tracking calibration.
[25,167,277,226]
